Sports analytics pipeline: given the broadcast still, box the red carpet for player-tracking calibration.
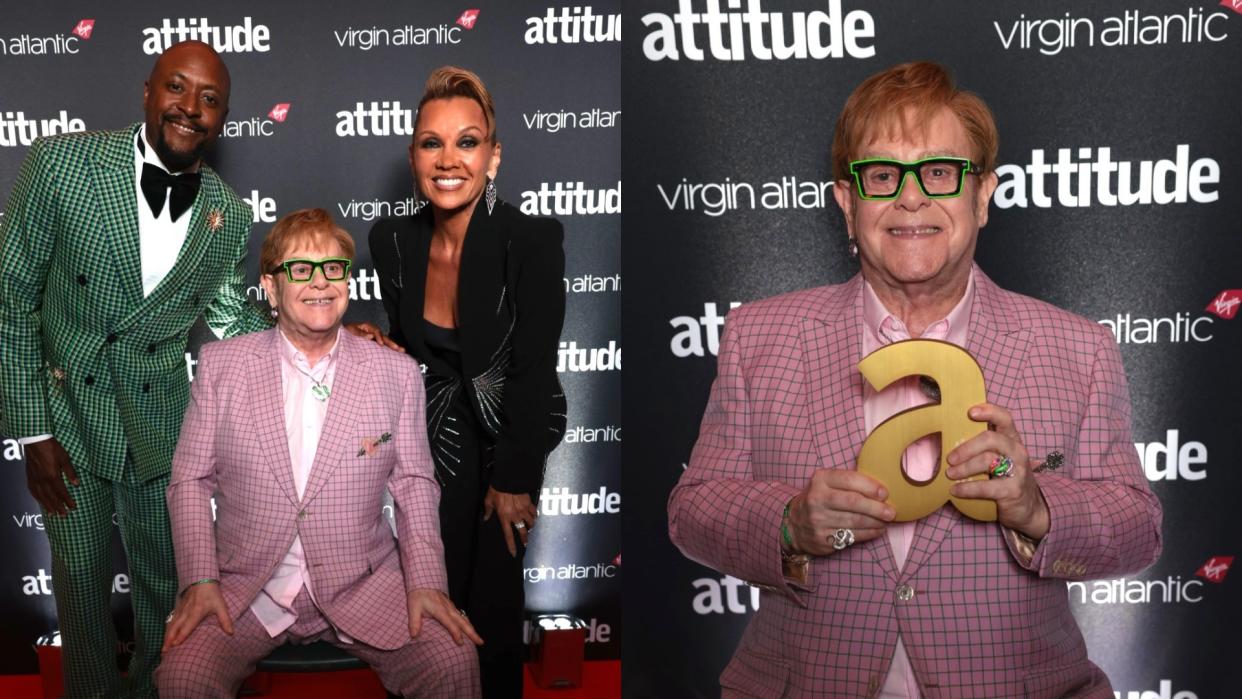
[0,661,619,698]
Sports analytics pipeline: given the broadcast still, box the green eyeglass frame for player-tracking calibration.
[848,157,977,200]
[271,257,352,283]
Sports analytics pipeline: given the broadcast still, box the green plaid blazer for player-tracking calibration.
[0,124,270,482]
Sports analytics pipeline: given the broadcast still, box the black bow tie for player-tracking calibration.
[140,161,200,221]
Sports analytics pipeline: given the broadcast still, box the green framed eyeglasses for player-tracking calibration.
[272,257,352,283]
[848,157,976,200]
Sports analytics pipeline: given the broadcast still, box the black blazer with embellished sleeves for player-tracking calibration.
[368,198,567,495]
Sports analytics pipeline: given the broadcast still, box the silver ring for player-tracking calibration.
[513,521,526,530]
[458,609,468,618]
[832,528,856,550]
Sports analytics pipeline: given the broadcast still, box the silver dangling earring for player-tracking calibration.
[485,176,498,216]
[847,236,859,259]
[270,307,279,319]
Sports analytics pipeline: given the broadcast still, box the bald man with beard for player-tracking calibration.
[0,41,270,697]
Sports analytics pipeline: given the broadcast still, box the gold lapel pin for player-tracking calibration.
[206,209,225,232]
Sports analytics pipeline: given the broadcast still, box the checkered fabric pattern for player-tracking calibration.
[0,124,269,483]
[157,587,479,698]
[168,329,450,652]
[0,125,269,697]
[668,268,1162,698]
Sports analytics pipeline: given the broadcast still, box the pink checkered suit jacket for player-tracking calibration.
[669,267,1162,698]
[168,329,447,650]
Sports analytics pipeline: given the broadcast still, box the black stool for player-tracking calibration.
[241,641,398,698]
[256,640,367,672]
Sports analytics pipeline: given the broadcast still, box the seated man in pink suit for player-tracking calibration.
[156,208,481,698]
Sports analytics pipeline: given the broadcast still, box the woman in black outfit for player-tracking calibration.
[367,66,567,698]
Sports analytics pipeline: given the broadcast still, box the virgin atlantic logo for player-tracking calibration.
[1205,290,1241,320]
[72,20,95,40]
[268,103,290,123]
[457,9,480,29]
[1222,0,1242,17]
[1196,556,1232,583]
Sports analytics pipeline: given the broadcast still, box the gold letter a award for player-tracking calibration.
[856,339,996,522]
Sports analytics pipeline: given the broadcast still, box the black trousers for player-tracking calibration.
[437,410,528,699]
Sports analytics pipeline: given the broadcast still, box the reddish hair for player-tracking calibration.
[259,208,355,275]
[831,62,998,180]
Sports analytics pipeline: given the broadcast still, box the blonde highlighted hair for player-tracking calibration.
[418,65,498,142]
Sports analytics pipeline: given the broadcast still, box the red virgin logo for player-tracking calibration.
[456,9,480,30]
[1205,290,1242,320]
[268,103,290,123]
[72,19,95,40]
[1196,556,1233,583]
[1221,1,1242,17]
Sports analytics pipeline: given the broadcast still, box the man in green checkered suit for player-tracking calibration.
[0,41,269,697]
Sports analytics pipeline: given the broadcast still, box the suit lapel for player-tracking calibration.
[456,198,507,378]
[93,126,144,309]
[901,267,1030,579]
[301,332,370,505]
[250,331,299,506]
[800,277,900,582]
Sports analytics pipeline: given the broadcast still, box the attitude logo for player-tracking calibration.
[692,575,760,614]
[557,341,621,372]
[1205,290,1241,320]
[141,17,271,54]
[457,9,480,29]
[72,20,95,40]
[1113,680,1199,699]
[520,181,621,216]
[1195,555,1232,583]
[1,18,93,56]
[539,486,621,515]
[1134,429,1207,481]
[993,146,1219,209]
[23,570,131,595]
[0,110,87,147]
[643,0,875,61]
[335,101,414,137]
[525,6,621,44]
[670,302,742,357]
[3,438,23,461]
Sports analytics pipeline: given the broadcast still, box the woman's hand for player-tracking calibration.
[343,321,405,353]
[483,487,538,556]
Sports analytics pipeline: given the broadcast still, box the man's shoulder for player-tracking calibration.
[346,331,420,374]
[29,125,132,163]
[198,329,272,365]
[983,276,1108,343]
[730,277,860,330]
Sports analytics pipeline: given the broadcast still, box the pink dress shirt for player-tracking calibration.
[249,329,349,640]
[862,274,975,699]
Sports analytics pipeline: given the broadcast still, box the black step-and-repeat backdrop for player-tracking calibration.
[0,1,620,675]
[624,1,1238,697]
